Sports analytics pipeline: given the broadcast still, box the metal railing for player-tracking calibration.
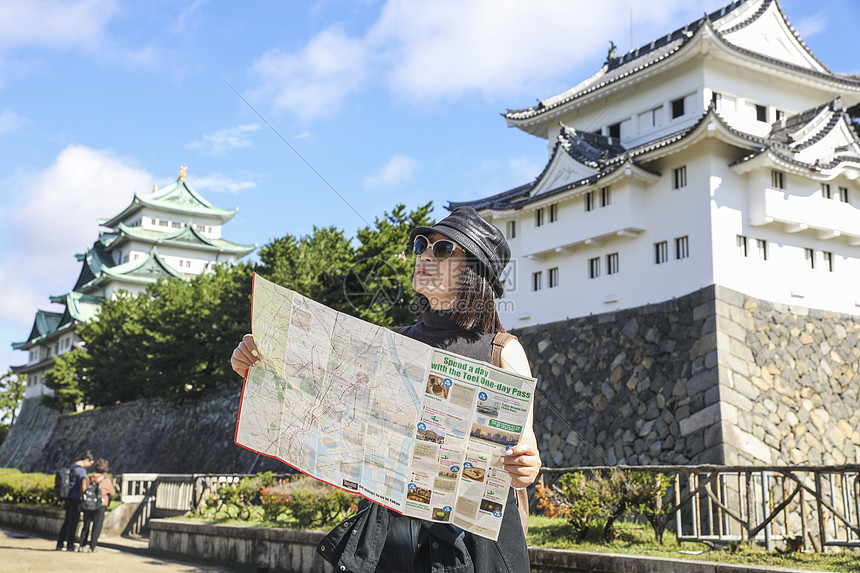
[539,465,860,550]
[113,466,859,549]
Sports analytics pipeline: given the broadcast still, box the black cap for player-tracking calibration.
[409,207,510,297]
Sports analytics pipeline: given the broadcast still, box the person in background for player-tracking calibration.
[78,458,116,552]
[56,450,94,551]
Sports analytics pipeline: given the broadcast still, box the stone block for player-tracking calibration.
[716,315,748,343]
[679,402,721,436]
[729,337,755,362]
[723,425,774,463]
[720,386,753,412]
[690,331,717,359]
[715,285,746,308]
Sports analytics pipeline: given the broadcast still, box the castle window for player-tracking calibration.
[601,186,611,207]
[507,220,516,239]
[171,221,180,228]
[655,241,668,264]
[821,183,831,199]
[823,251,834,272]
[535,208,544,227]
[673,166,687,189]
[710,92,721,109]
[588,257,600,279]
[737,235,748,257]
[775,109,785,121]
[771,170,785,190]
[608,122,621,139]
[549,204,558,222]
[756,239,768,261]
[585,191,596,212]
[675,236,690,259]
[755,104,767,122]
[548,267,559,288]
[839,187,849,203]
[159,219,168,227]
[532,271,542,291]
[671,97,685,119]
[804,248,815,269]
[607,253,619,275]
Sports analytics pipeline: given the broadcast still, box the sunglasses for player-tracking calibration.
[411,235,459,261]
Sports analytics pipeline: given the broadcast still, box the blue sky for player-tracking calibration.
[1,0,857,376]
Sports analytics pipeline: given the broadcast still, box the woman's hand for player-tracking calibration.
[231,333,260,377]
[504,443,541,489]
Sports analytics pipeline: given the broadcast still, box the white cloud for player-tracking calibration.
[793,12,827,39]
[0,0,119,53]
[251,0,728,116]
[0,145,152,325]
[187,173,256,194]
[0,109,26,135]
[251,24,369,121]
[187,124,260,156]
[364,155,420,189]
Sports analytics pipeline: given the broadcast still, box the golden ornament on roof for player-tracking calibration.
[178,165,187,180]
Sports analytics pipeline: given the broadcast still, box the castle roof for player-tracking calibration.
[453,99,860,215]
[504,0,860,133]
[12,310,64,350]
[110,222,256,257]
[75,246,184,294]
[98,176,239,228]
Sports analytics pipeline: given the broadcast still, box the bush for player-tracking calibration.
[0,469,60,506]
[535,470,675,543]
[261,477,359,529]
[204,472,279,520]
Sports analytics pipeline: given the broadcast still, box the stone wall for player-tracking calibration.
[0,386,285,474]
[4,284,858,475]
[512,284,860,468]
[716,287,860,465]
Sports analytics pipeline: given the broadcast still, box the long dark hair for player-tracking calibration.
[449,263,505,334]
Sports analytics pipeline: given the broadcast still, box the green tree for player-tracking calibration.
[75,263,253,406]
[346,202,434,326]
[42,349,87,411]
[257,226,355,311]
[0,370,25,443]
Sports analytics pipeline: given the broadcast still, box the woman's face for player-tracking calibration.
[412,231,466,310]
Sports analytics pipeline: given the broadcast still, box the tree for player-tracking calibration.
[346,202,434,326]
[74,263,254,406]
[0,370,25,424]
[43,349,87,411]
[257,226,355,312]
[0,370,25,445]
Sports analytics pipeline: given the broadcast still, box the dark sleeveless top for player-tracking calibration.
[317,309,530,573]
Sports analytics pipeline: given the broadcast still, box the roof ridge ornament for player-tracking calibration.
[178,165,187,180]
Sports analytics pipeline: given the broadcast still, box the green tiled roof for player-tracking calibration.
[78,246,184,292]
[98,176,239,228]
[113,222,255,256]
[12,310,63,349]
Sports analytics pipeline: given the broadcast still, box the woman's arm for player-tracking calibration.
[499,339,542,488]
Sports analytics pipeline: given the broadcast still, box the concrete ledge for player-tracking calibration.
[0,502,65,536]
[528,547,816,573]
[150,519,329,573]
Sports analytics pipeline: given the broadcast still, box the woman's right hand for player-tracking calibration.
[231,333,260,377]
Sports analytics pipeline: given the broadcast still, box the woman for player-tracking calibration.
[231,206,541,572]
[78,458,116,552]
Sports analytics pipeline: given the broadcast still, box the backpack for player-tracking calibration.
[54,466,71,500]
[80,476,105,511]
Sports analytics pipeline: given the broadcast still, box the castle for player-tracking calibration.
[10,169,255,402]
[453,0,860,466]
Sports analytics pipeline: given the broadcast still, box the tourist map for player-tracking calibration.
[235,274,537,540]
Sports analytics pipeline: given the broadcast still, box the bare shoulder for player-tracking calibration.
[499,337,531,377]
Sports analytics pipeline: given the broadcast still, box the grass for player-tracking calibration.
[526,516,860,572]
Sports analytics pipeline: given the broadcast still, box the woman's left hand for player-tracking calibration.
[503,443,541,489]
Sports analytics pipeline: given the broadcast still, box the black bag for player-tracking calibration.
[54,466,71,500]
[80,476,105,511]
